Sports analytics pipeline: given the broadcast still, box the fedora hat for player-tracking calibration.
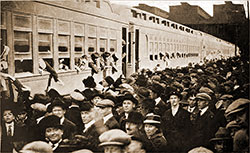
[125,111,144,124]
[143,113,161,124]
[210,127,232,142]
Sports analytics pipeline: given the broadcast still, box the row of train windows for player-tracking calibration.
[14,31,117,53]
[1,29,117,74]
[149,53,199,61]
[149,42,199,53]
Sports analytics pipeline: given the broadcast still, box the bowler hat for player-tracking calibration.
[82,76,96,88]
[210,127,232,142]
[39,115,63,131]
[136,87,150,99]
[104,76,114,86]
[225,98,250,117]
[112,54,119,62]
[79,101,93,112]
[121,94,138,105]
[125,111,144,124]
[50,99,67,110]
[143,113,161,124]
[196,93,211,101]
[99,129,131,147]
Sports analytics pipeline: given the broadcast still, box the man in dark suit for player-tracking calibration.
[192,92,218,149]
[1,106,28,152]
[50,100,76,140]
[74,101,107,152]
[65,91,84,127]
[39,115,77,153]
[94,99,120,129]
[161,91,192,152]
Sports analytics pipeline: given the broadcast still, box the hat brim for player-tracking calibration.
[210,137,231,142]
[226,107,245,117]
[144,120,160,124]
[99,141,124,147]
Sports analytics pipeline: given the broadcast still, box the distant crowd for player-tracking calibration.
[1,56,249,153]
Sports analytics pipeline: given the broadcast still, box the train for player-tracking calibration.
[0,0,237,96]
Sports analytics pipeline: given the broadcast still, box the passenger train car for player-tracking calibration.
[0,0,236,96]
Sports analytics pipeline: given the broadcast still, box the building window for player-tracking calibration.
[110,39,117,52]
[15,60,33,73]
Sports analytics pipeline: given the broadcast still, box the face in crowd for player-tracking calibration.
[187,95,196,108]
[91,96,103,106]
[197,99,209,110]
[80,109,94,124]
[103,145,123,153]
[169,95,180,107]
[45,127,63,143]
[125,122,140,136]
[3,110,15,123]
[144,124,158,138]
[123,100,135,113]
[52,106,65,119]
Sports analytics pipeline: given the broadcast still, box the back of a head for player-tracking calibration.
[20,141,53,153]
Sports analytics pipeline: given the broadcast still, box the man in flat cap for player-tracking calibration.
[95,99,120,130]
[99,129,131,153]
[225,98,249,152]
[192,92,218,149]
[161,91,192,152]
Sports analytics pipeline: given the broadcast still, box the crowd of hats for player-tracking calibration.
[1,55,249,153]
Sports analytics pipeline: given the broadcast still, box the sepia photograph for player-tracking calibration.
[0,0,249,152]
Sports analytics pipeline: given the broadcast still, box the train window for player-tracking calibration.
[15,60,33,74]
[59,58,70,71]
[110,39,117,52]
[13,14,32,29]
[14,31,31,53]
[58,35,69,52]
[58,20,70,35]
[154,42,158,54]
[100,39,107,52]
[75,36,84,52]
[88,37,97,53]
[38,17,53,32]
[150,55,153,61]
[155,55,158,60]
[150,42,154,53]
[163,43,166,52]
[38,33,52,52]
[1,12,6,28]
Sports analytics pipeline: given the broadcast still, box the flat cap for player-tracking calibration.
[70,91,85,101]
[199,87,214,96]
[226,120,240,129]
[31,103,47,112]
[225,98,250,117]
[188,147,213,153]
[96,99,114,108]
[220,94,233,100]
[196,93,211,101]
[99,129,131,147]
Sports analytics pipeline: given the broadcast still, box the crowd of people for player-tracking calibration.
[1,56,249,153]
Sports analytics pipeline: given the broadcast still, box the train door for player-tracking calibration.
[122,27,127,76]
[135,29,139,72]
